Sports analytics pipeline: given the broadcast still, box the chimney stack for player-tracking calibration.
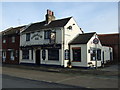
[45,9,55,24]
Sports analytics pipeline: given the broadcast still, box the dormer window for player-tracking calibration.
[26,33,30,41]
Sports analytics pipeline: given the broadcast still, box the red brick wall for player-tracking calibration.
[2,34,20,64]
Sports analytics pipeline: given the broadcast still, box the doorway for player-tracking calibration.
[36,50,40,65]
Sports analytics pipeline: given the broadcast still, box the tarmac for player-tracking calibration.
[2,63,119,89]
[2,63,119,76]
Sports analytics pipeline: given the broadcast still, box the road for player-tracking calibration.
[2,65,119,89]
[2,74,87,89]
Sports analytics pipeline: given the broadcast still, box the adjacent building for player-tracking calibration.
[98,33,119,63]
[2,26,25,64]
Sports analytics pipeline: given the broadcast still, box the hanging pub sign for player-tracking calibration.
[93,38,99,44]
[65,49,69,60]
[50,31,56,44]
[31,33,42,40]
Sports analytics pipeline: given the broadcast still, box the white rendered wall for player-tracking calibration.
[102,46,112,63]
[70,44,87,67]
[87,34,102,67]
[20,28,62,47]
[64,17,83,50]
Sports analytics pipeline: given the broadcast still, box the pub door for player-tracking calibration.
[36,50,40,65]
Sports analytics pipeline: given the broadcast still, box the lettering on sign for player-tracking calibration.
[31,33,42,39]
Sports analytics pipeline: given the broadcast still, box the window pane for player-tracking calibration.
[97,49,101,60]
[3,39,6,43]
[22,50,29,59]
[26,33,30,41]
[91,48,101,61]
[72,48,81,62]
[12,36,15,43]
[10,51,14,60]
[91,49,96,60]
[2,51,6,61]
[48,49,59,60]
[44,31,51,39]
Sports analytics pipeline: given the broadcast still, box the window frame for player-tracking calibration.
[12,36,15,43]
[48,49,59,61]
[44,30,51,39]
[2,51,6,61]
[97,49,101,60]
[10,50,14,60]
[26,33,30,41]
[22,49,29,59]
[3,39,6,43]
[72,47,81,62]
[90,48,101,61]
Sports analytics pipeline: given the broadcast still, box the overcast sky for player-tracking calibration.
[0,1,118,34]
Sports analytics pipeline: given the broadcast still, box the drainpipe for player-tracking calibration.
[62,27,65,67]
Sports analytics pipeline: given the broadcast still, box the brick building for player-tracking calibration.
[98,33,119,63]
[2,26,25,64]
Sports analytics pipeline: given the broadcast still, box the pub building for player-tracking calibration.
[19,9,83,67]
[19,10,113,68]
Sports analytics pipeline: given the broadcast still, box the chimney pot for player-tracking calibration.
[45,9,55,24]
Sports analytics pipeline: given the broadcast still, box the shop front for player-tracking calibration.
[20,44,62,66]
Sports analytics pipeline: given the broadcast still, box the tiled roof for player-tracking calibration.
[22,17,72,33]
[2,26,25,36]
[69,32,96,44]
[98,33,119,45]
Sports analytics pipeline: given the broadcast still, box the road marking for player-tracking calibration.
[56,76,80,83]
[41,80,53,83]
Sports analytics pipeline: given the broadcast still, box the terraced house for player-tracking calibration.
[2,26,25,64]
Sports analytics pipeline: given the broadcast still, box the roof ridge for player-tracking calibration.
[54,16,72,21]
[29,17,72,25]
[81,32,96,34]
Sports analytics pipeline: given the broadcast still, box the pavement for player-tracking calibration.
[3,74,83,88]
[2,63,119,77]
[2,63,119,89]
